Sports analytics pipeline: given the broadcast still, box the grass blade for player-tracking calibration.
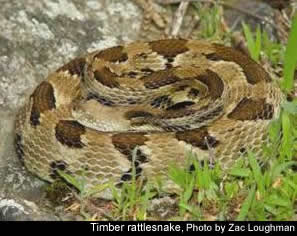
[254,26,262,61]
[282,14,297,92]
[281,111,293,158]
[248,152,264,195]
[236,185,256,220]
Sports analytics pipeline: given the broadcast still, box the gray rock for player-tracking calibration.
[0,0,142,221]
[0,199,30,221]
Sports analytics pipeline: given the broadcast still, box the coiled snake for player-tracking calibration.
[15,39,283,198]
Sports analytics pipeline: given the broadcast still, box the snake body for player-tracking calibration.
[15,39,283,198]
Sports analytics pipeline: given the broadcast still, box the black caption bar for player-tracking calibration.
[1,221,296,234]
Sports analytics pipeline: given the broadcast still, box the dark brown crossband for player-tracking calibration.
[176,127,219,150]
[195,69,224,99]
[149,39,189,58]
[30,82,56,126]
[93,67,119,88]
[142,69,180,89]
[94,45,128,63]
[55,120,86,148]
[57,57,86,76]
[228,97,274,120]
[206,44,271,84]
[112,133,148,163]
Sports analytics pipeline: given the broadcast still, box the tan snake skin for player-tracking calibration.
[15,39,283,198]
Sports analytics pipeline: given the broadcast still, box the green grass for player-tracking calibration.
[168,157,221,219]
[166,150,297,220]
[110,148,156,220]
[242,22,286,65]
[50,10,297,221]
[242,22,262,62]
[282,14,297,92]
[193,3,224,40]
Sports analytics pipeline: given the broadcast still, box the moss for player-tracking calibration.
[45,181,74,206]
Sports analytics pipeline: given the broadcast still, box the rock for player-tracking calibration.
[0,0,142,221]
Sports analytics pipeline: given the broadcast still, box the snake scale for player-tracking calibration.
[15,39,283,198]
